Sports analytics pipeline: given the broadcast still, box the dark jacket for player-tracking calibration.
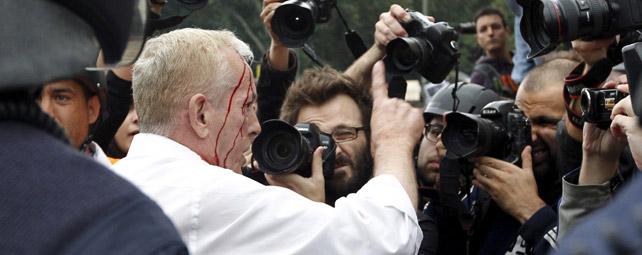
[470,56,517,98]
[257,50,298,123]
[420,157,559,255]
[0,121,187,254]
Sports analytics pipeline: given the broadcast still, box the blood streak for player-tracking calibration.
[213,64,247,166]
[222,75,253,167]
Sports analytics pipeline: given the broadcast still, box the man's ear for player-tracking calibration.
[188,94,210,138]
[87,95,100,125]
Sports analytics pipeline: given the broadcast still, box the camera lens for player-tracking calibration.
[271,0,316,48]
[519,0,610,57]
[580,88,593,116]
[267,133,297,164]
[253,120,309,175]
[386,37,430,73]
[284,13,308,32]
[442,112,507,159]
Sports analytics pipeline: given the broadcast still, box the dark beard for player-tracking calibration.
[325,147,373,205]
[532,140,561,205]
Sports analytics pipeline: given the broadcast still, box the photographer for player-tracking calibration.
[415,83,501,254]
[268,67,374,205]
[554,82,642,254]
[416,57,576,254]
[473,58,580,254]
[552,37,639,239]
[257,3,420,206]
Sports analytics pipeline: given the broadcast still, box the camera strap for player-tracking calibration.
[563,58,614,128]
[334,4,368,59]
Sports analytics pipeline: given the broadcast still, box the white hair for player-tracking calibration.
[133,28,253,136]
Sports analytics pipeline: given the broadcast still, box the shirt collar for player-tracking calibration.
[127,133,203,161]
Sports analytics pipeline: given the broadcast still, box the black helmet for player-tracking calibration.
[0,0,148,91]
[424,83,500,122]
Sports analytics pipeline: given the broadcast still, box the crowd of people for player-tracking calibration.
[2,0,642,254]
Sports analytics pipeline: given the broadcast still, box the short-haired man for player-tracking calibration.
[473,58,579,254]
[114,28,424,254]
[274,67,373,205]
[414,58,578,254]
[470,7,518,98]
[38,73,111,166]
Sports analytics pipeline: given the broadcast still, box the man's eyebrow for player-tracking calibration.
[50,87,74,94]
[530,116,561,125]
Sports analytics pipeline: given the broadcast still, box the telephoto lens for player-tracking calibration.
[580,88,628,127]
[517,0,642,57]
[252,120,336,178]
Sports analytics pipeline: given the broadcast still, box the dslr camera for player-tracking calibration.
[580,88,628,127]
[271,0,336,48]
[252,120,336,178]
[517,0,642,57]
[384,11,459,83]
[442,100,531,164]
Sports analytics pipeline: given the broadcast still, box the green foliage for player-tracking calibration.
[161,0,515,76]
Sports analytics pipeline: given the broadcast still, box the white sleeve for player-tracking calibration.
[195,174,422,255]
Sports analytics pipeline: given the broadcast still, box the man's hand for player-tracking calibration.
[473,146,546,224]
[370,61,423,155]
[261,0,289,70]
[265,147,326,203]
[579,79,627,184]
[369,60,423,208]
[571,37,615,74]
[610,83,642,169]
[374,4,411,50]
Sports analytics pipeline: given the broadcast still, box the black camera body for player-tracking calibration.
[384,11,459,83]
[271,0,336,48]
[581,88,628,127]
[253,119,336,178]
[442,100,531,164]
[517,0,642,57]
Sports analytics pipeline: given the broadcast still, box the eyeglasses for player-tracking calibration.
[323,126,367,144]
[424,123,444,143]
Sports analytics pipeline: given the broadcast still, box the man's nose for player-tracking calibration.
[38,96,54,116]
[247,114,262,141]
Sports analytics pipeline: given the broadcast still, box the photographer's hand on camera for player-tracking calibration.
[572,37,615,74]
[579,80,627,185]
[472,146,546,224]
[265,147,327,203]
[610,83,642,168]
[261,0,289,71]
[345,5,434,86]
[374,4,411,51]
[369,61,423,207]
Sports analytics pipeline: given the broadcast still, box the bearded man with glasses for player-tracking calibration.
[277,67,374,206]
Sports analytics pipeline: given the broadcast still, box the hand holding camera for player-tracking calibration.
[609,83,642,168]
[265,147,327,203]
[261,0,291,71]
[473,146,546,224]
[579,80,628,185]
[373,4,411,50]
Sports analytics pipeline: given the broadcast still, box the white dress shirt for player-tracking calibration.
[114,133,422,254]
